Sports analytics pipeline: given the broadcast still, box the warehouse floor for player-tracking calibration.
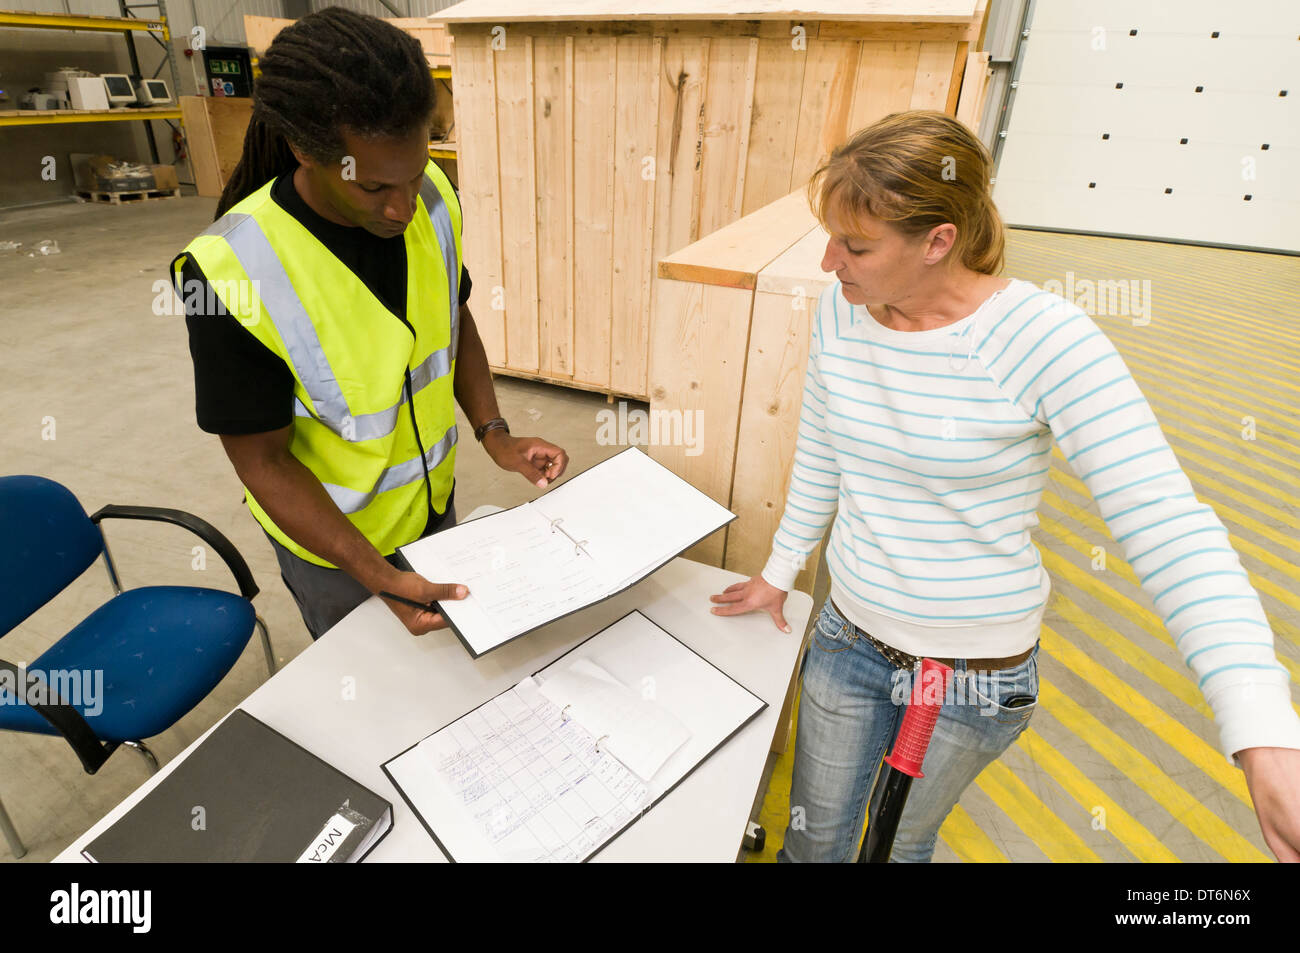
[1,196,1296,863]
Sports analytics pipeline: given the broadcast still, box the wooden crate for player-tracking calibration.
[436,0,990,399]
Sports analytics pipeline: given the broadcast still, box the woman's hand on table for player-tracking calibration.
[709,575,792,633]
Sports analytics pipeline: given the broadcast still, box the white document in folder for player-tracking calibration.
[535,657,691,782]
[399,448,735,656]
[382,611,767,862]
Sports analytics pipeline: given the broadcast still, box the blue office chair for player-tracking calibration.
[0,475,275,858]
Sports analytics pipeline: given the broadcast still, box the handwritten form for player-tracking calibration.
[382,612,767,863]
[399,448,735,656]
[418,678,647,862]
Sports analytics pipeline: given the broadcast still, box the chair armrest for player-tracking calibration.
[89,505,259,601]
[0,659,116,774]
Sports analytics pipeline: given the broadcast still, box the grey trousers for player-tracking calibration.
[268,497,458,641]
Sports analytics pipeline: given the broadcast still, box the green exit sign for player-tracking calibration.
[210,60,242,75]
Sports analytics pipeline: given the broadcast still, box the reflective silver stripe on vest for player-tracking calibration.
[321,424,458,515]
[208,179,458,442]
[420,173,461,362]
[216,213,353,432]
[293,346,451,442]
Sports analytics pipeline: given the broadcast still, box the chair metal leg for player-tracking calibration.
[0,793,26,859]
[122,740,159,775]
[100,540,124,595]
[255,615,276,676]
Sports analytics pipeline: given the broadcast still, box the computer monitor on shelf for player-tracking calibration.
[134,78,172,106]
[100,74,136,107]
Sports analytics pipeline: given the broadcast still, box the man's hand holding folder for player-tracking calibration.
[378,434,567,636]
[379,574,469,635]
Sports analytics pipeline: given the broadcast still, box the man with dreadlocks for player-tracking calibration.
[171,8,568,640]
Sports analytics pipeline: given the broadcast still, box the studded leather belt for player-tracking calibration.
[831,598,1034,672]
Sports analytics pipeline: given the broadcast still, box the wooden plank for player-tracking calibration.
[443,19,831,40]
[847,40,919,133]
[242,14,295,54]
[698,36,757,238]
[488,364,645,400]
[787,38,858,193]
[434,1,980,24]
[725,289,821,586]
[730,38,760,223]
[610,34,662,397]
[653,34,711,263]
[647,32,710,408]
[385,18,453,59]
[179,96,219,199]
[452,27,506,365]
[740,36,806,215]
[955,49,992,133]
[658,188,813,288]
[571,35,617,387]
[946,39,968,114]
[648,278,757,567]
[817,20,966,41]
[909,39,957,110]
[533,34,573,380]
[179,96,252,198]
[244,15,453,66]
[754,220,833,297]
[727,227,833,594]
[496,36,540,372]
[564,38,575,378]
[964,0,990,46]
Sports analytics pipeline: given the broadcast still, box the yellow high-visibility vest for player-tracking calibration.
[173,161,462,567]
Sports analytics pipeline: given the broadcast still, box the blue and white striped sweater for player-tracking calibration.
[762,279,1300,763]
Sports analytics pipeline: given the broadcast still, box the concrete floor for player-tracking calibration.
[0,195,634,862]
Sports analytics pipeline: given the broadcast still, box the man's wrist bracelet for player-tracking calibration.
[475,417,509,442]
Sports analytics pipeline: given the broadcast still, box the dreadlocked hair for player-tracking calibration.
[215,6,435,218]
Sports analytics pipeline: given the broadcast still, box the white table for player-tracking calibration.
[55,548,812,862]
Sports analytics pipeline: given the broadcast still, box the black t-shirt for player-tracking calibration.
[177,169,472,435]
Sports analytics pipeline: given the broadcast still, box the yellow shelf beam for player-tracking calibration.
[0,107,182,127]
[0,11,168,36]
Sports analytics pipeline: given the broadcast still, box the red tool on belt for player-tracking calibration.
[858,657,953,863]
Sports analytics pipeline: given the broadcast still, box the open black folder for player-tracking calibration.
[82,710,392,863]
[398,448,736,657]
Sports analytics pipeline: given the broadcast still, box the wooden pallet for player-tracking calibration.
[76,187,181,205]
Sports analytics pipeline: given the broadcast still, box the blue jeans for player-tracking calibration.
[778,598,1040,863]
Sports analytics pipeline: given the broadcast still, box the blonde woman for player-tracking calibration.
[710,111,1300,863]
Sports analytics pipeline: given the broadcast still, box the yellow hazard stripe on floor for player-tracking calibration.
[938,803,1009,862]
[972,759,1102,861]
[1035,678,1268,862]
[1015,728,1180,862]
